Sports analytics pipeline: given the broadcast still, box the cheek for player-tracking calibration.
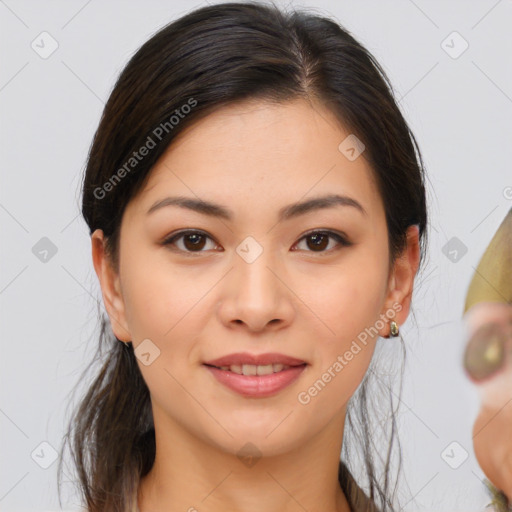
[304,255,388,345]
[295,259,388,408]
[120,257,212,409]
[121,250,208,341]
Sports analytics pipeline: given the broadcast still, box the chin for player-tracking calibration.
[205,422,307,458]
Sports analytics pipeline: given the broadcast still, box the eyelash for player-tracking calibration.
[161,229,352,256]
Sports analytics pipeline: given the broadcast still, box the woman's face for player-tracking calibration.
[92,98,418,456]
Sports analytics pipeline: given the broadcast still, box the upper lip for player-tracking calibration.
[203,352,307,367]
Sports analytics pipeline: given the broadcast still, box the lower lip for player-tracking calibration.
[204,364,307,398]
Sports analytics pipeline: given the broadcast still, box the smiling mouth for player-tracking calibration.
[203,362,307,376]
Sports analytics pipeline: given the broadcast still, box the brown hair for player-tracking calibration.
[57,2,429,511]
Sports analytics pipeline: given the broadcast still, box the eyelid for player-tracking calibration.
[299,228,350,243]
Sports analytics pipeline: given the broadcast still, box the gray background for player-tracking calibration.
[1,0,511,510]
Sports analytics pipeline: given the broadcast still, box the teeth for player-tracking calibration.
[243,364,257,375]
[217,363,292,375]
[256,364,273,375]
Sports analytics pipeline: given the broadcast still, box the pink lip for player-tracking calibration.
[203,352,307,367]
[204,364,307,398]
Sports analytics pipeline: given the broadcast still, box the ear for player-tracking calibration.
[91,229,131,342]
[378,225,421,338]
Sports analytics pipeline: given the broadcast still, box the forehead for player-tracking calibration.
[130,98,382,221]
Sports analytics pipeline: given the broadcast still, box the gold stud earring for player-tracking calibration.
[389,320,399,337]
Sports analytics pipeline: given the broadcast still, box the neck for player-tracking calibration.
[138,404,352,512]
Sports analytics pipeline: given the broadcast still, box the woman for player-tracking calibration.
[56,2,428,511]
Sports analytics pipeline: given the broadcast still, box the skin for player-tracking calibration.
[91,98,420,512]
[466,301,512,501]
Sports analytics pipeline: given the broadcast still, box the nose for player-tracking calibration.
[217,247,295,333]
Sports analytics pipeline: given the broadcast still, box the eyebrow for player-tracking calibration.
[146,193,367,221]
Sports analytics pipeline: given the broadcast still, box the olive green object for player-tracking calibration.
[463,207,512,314]
[484,478,512,512]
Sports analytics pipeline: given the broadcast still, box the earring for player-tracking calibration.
[389,320,399,337]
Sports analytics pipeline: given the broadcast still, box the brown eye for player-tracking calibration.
[182,233,207,251]
[306,233,329,251]
[163,230,218,253]
[294,230,351,253]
